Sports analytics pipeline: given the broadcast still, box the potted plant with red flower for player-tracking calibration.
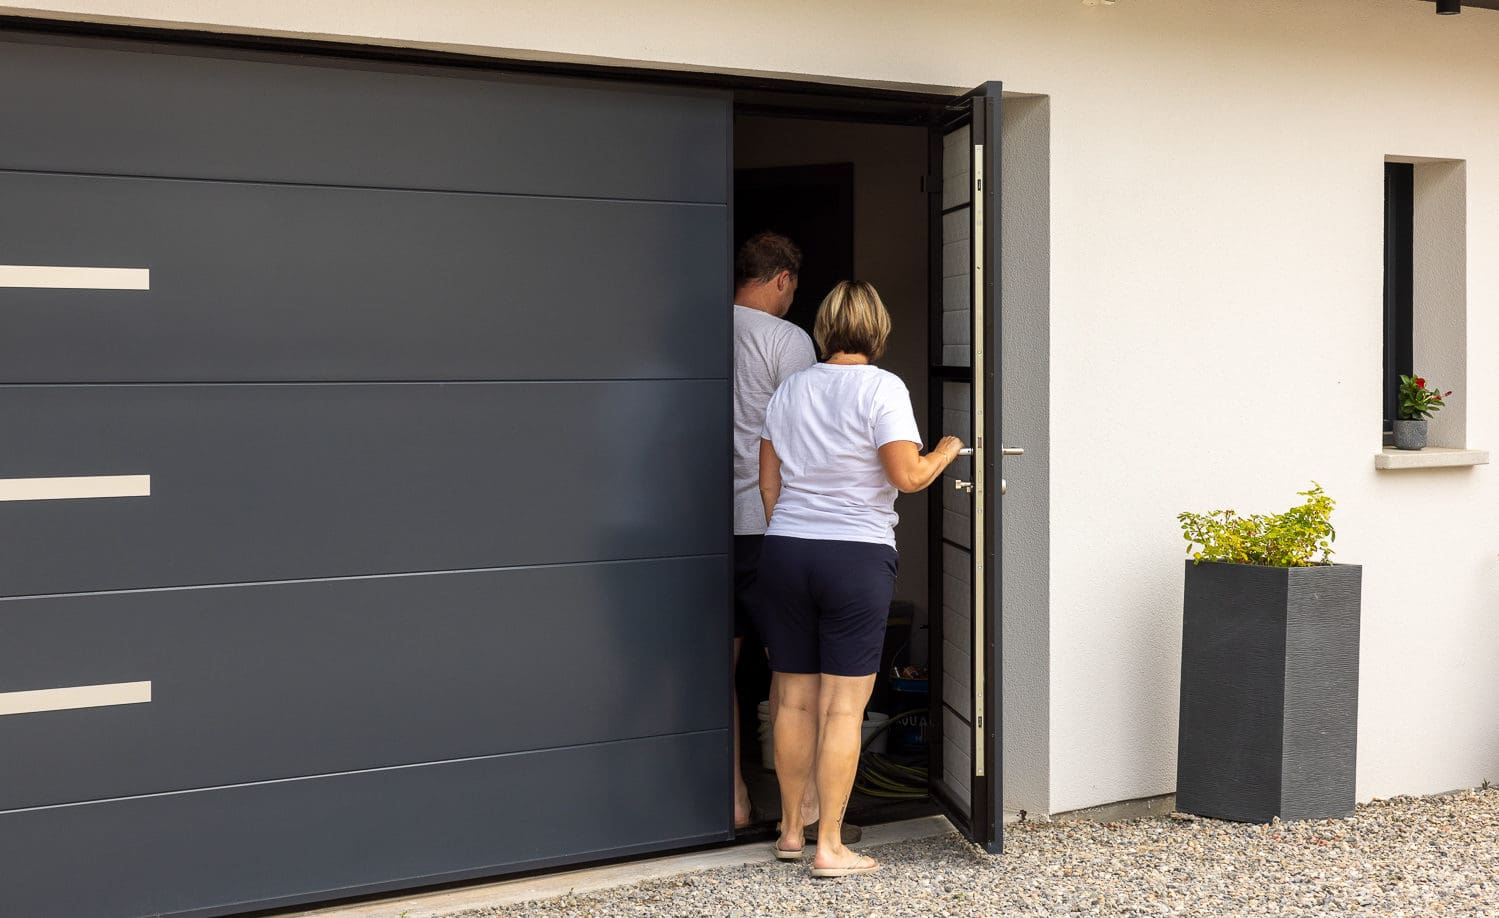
[1395,374,1452,450]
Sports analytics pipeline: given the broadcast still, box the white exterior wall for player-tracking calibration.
[8,0,1496,815]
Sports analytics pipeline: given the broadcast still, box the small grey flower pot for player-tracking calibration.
[1176,561,1362,823]
[1393,419,1428,450]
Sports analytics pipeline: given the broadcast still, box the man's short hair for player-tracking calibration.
[734,232,802,288]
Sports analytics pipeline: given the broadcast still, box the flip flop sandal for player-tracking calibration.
[810,858,879,878]
[772,843,806,861]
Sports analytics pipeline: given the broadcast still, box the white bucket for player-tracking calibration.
[756,702,889,770]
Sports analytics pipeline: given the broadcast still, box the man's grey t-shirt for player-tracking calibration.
[734,304,816,535]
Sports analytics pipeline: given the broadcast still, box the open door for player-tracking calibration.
[927,82,1004,854]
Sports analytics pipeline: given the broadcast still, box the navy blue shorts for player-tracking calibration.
[751,535,898,677]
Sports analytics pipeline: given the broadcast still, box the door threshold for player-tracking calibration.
[275,815,954,918]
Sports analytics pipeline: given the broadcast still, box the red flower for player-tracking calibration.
[1415,377,1426,388]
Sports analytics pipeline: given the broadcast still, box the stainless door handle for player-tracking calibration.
[956,478,1006,494]
[952,445,1021,497]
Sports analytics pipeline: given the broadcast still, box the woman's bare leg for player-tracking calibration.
[812,673,878,871]
[771,672,820,853]
[768,672,820,826]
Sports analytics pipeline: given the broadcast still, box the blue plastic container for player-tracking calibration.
[887,677,930,755]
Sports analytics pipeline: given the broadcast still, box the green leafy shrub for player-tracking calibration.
[1177,484,1336,567]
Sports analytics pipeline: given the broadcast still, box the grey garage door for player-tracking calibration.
[0,33,731,918]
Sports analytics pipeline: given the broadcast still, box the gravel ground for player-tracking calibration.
[459,788,1498,917]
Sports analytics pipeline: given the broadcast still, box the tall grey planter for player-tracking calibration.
[1176,561,1362,823]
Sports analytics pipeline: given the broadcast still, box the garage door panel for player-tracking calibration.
[0,557,724,810]
[1,29,735,916]
[0,36,728,203]
[0,730,727,918]
[0,382,728,596]
[0,172,726,382]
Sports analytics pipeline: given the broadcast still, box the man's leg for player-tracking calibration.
[731,534,761,829]
[733,636,753,828]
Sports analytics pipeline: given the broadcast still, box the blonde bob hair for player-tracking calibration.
[813,280,892,361]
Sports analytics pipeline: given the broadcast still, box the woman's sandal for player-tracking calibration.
[772,843,806,861]
[809,855,879,878]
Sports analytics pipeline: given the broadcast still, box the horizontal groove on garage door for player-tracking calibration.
[0,381,729,596]
[0,556,725,811]
[0,35,729,204]
[0,171,727,383]
[0,730,728,918]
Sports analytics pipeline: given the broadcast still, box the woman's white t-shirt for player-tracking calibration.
[761,363,923,550]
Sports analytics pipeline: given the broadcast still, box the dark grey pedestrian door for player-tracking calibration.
[928,82,1003,854]
[0,32,732,918]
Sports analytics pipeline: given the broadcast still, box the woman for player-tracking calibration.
[755,280,962,877]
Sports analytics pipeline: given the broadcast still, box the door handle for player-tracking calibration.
[953,446,1023,496]
[956,478,1007,494]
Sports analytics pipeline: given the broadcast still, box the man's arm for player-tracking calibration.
[758,438,782,524]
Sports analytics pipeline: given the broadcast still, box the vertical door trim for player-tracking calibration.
[971,140,987,778]
[978,86,1005,855]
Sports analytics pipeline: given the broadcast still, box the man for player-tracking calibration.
[732,232,813,828]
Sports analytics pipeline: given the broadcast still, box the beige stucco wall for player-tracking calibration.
[8,0,1497,816]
